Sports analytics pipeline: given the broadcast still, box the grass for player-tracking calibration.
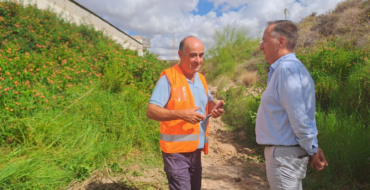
[0,1,168,189]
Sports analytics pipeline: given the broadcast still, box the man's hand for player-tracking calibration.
[210,100,225,119]
[181,107,206,124]
[309,148,328,171]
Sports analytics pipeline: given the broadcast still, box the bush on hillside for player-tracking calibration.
[0,1,168,189]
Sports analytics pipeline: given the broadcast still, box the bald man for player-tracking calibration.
[147,36,224,190]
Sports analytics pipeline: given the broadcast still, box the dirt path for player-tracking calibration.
[200,86,269,190]
[71,86,269,190]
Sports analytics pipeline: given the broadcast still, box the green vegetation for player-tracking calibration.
[2,0,370,189]
[208,0,370,189]
[202,25,261,90]
[0,1,168,189]
[298,42,370,188]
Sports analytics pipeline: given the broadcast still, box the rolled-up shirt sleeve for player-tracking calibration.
[278,67,318,155]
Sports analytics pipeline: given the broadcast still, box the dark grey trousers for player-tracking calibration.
[162,149,202,190]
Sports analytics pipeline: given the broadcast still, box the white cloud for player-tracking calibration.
[75,0,344,60]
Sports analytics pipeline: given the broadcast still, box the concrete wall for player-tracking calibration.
[14,0,143,55]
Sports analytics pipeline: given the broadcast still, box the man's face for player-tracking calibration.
[260,24,280,64]
[179,38,204,75]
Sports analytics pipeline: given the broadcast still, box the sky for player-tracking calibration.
[74,0,344,60]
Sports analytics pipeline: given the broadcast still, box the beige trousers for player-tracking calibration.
[264,146,309,190]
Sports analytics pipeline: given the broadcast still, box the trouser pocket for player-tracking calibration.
[274,146,309,179]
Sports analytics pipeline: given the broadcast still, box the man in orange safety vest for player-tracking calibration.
[147,36,225,190]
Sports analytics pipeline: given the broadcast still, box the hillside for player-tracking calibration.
[297,0,370,49]
[0,1,168,189]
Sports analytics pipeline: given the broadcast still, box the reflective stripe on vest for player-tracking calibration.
[160,133,199,142]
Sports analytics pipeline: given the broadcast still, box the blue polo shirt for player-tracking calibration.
[149,72,212,149]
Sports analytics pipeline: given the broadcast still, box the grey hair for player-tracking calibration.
[179,35,198,54]
[267,20,298,50]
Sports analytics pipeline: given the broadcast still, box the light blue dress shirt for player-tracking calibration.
[149,72,212,149]
[255,53,318,155]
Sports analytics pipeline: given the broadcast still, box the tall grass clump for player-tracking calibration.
[0,1,168,189]
[202,25,260,83]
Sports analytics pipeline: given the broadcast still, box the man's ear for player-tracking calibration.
[178,50,183,57]
[279,36,287,47]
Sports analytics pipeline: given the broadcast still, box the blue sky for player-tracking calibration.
[191,0,245,17]
[75,0,344,60]
[191,0,214,16]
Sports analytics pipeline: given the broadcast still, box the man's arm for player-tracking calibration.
[146,104,205,124]
[278,66,318,155]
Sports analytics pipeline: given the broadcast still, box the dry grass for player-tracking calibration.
[335,7,361,35]
[333,0,362,13]
[238,58,262,71]
[296,0,370,49]
[237,70,258,87]
[297,14,321,48]
[315,13,340,37]
[213,75,234,91]
[232,57,264,87]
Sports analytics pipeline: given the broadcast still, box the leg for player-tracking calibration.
[189,149,202,190]
[162,151,192,190]
[265,146,309,190]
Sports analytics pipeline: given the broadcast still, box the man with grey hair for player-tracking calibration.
[147,36,224,190]
[255,20,328,189]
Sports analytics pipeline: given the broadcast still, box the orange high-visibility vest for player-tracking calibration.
[159,65,210,154]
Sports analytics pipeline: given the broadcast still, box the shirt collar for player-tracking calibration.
[186,72,199,84]
[270,53,296,71]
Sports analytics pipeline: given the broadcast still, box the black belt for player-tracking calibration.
[263,144,300,147]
